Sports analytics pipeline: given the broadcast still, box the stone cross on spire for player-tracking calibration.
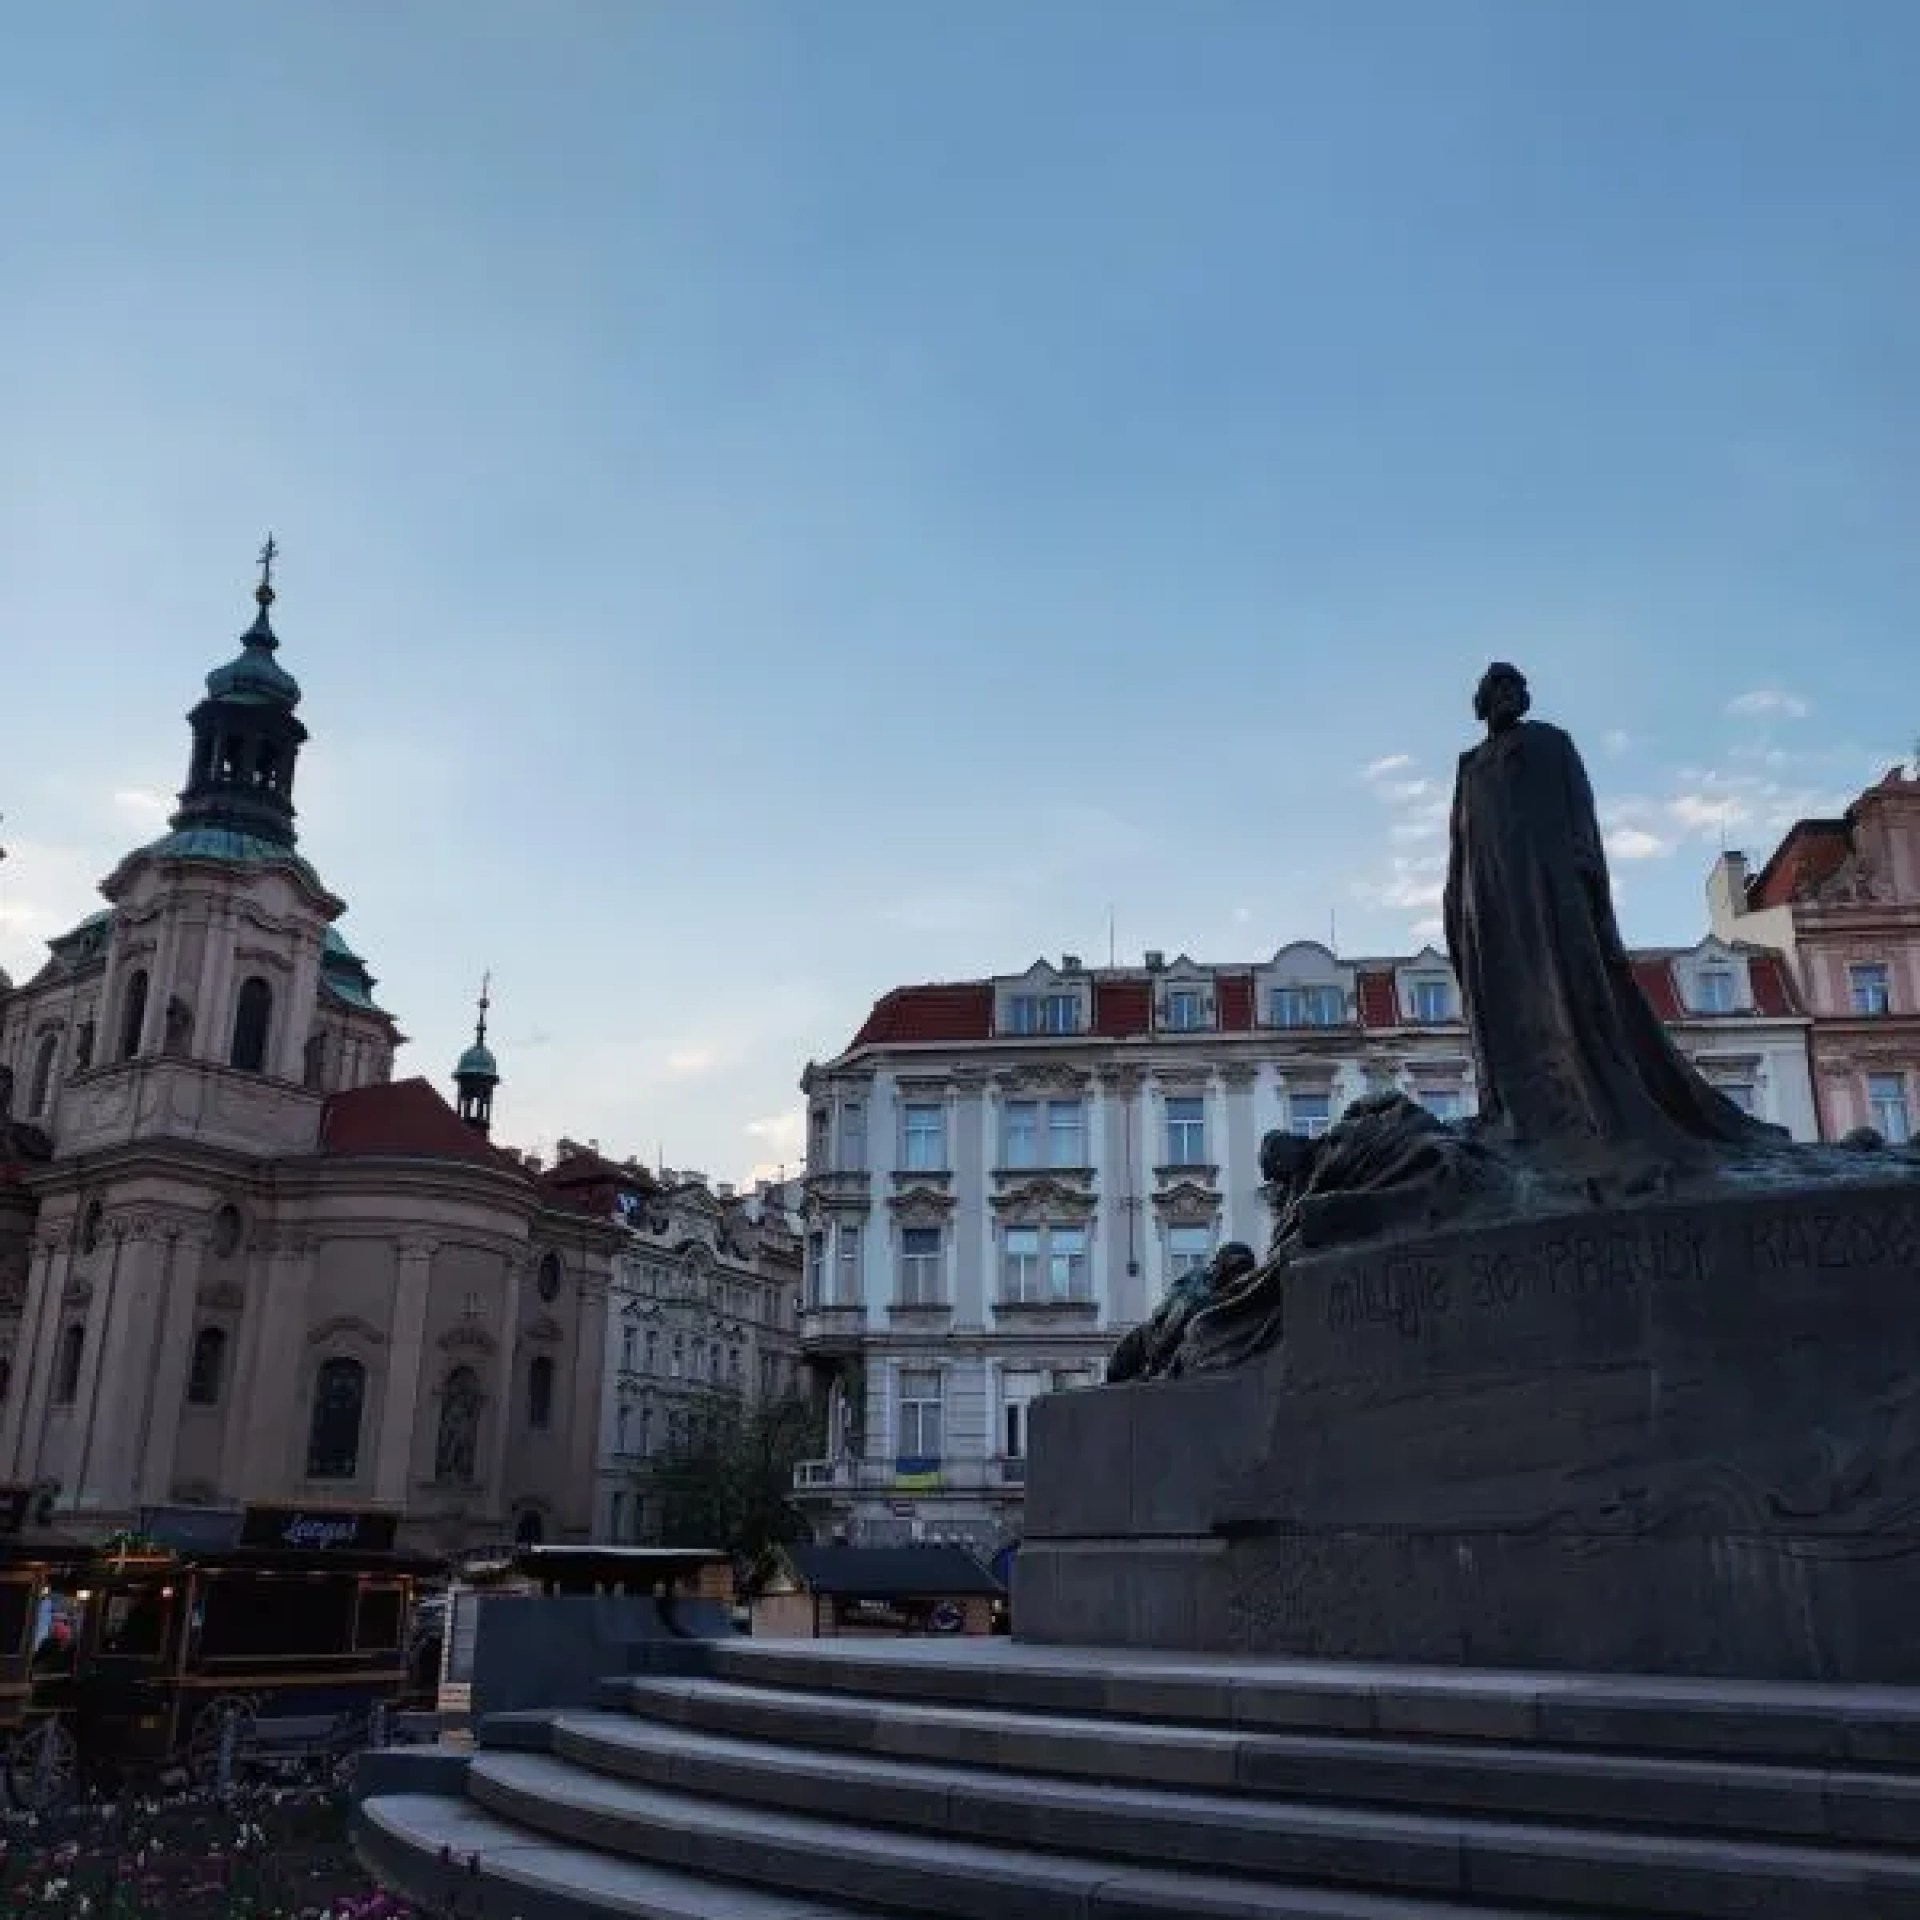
[256,533,279,606]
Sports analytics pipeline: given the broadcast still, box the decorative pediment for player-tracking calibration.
[887,1180,958,1220]
[439,1322,499,1356]
[306,1314,386,1349]
[989,1175,1098,1223]
[994,1061,1090,1097]
[1151,1179,1222,1226]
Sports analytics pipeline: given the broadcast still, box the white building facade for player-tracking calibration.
[793,938,1816,1555]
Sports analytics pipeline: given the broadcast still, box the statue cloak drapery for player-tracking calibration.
[1443,718,1784,1162]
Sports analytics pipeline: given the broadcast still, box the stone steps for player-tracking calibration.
[354,1639,1920,1919]
[613,1673,1920,1845]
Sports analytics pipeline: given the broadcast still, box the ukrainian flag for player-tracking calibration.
[893,1456,943,1490]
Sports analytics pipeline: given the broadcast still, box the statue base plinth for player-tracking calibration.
[1015,1174,1920,1681]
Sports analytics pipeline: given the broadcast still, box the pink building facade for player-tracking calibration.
[1709,765,1920,1145]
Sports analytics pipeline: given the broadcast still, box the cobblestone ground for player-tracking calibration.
[1,1783,427,1918]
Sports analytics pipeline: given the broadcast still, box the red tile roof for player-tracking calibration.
[1355,971,1399,1030]
[1747,820,1851,909]
[1748,953,1798,1016]
[1216,974,1254,1032]
[319,1077,532,1177]
[852,984,993,1046]
[1092,981,1150,1038]
[1631,957,1684,1020]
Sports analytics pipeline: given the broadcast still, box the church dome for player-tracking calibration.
[204,589,302,708]
[455,1040,499,1083]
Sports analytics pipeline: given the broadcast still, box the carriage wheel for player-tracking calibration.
[187,1694,259,1789]
[5,1718,79,1813]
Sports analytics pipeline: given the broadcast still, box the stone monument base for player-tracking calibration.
[1015,1174,1920,1682]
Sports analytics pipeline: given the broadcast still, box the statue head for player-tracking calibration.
[1212,1241,1258,1286]
[1473,662,1531,733]
[1259,1129,1316,1188]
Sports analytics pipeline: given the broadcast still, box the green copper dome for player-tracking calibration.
[137,825,324,892]
[455,1041,500,1082]
[204,596,302,707]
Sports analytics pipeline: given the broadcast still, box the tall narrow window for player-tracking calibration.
[1002,1101,1039,1168]
[54,1325,86,1404]
[899,1226,943,1305]
[119,969,150,1061]
[1047,1099,1086,1167]
[836,1224,862,1304]
[1164,1097,1207,1165]
[1168,1223,1214,1280]
[28,1034,58,1116]
[1048,1224,1089,1300]
[1850,963,1893,1016]
[901,1103,946,1171]
[897,1369,943,1461]
[528,1354,555,1430]
[1869,1073,1912,1146]
[1288,1090,1332,1138]
[230,976,273,1072]
[307,1357,366,1479]
[840,1100,867,1170]
[186,1327,227,1406]
[434,1366,483,1483]
[1003,1226,1041,1303]
[1691,969,1735,1016]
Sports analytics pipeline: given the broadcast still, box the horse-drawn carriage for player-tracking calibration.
[0,1483,93,1811]
[3,1501,439,1811]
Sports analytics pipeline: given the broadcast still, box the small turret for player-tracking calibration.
[454,972,499,1134]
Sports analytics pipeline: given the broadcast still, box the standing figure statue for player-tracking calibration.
[1444,663,1786,1168]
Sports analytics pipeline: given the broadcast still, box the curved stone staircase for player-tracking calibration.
[355,1638,1920,1919]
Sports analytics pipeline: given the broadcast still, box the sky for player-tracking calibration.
[2,2,1917,1182]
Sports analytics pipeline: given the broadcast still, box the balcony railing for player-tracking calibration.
[792,1456,1030,1497]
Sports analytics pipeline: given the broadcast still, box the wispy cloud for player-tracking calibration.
[1361,753,1413,781]
[663,1045,726,1080]
[1353,851,1445,914]
[1602,728,1631,756]
[1728,688,1810,720]
[112,787,170,821]
[742,1107,805,1184]
[1606,825,1669,861]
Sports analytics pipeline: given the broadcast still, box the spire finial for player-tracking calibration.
[255,532,279,609]
[475,968,492,1045]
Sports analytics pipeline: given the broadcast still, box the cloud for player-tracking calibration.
[1352,852,1445,914]
[1606,825,1670,861]
[1361,753,1413,781]
[1602,729,1631,756]
[662,1046,724,1080]
[1727,689,1810,720]
[112,787,170,821]
[1230,905,1252,924]
[743,1108,805,1183]
[1408,915,1444,942]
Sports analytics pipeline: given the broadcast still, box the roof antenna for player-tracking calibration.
[1107,905,1116,968]
[1329,907,1338,953]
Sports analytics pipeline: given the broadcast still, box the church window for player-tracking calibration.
[303,1032,327,1090]
[119,970,150,1061]
[211,1204,243,1258]
[80,1199,104,1254]
[28,1034,58,1117]
[307,1356,366,1479]
[55,1325,85,1405]
[231,977,273,1073]
[528,1354,555,1430]
[514,1509,544,1545]
[0,1352,11,1403]
[255,741,281,792]
[186,1327,227,1406]
[434,1366,483,1484]
[74,1021,95,1071]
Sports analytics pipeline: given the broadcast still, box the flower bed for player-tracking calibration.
[1,1784,430,1918]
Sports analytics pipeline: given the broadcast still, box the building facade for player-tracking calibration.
[542,1147,804,1542]
[792,938,1815,1553]
[0,562,619,1551]
[1709,764,1920,1145]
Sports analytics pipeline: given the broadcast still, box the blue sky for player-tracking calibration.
[2,2,1916,1179]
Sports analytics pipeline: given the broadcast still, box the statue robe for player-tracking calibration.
[1443,720,1784,1163]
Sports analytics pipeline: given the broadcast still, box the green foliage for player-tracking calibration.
[652,1391,824,1591]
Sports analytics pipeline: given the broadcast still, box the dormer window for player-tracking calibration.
[1270,985,1344,1029]
[1008,992,1079,1036]
[1849,963,1892,1016]
[1409,978,1454,1024]
[1692,968,1736,1016]
[1162,988,1208,1032]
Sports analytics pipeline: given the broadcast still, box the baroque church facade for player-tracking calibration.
[0,559,618,1551]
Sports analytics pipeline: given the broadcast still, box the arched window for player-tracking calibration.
[307,1356,366,1479]
[0,1351,12,1404]
[186,1327,227,1406]
[528,1354,555,1431]
[616,1402,631,1452]
[514,1509,544,1546]
[119,969,150,1061]
[230,977,273,1073]
[28,1034,59,1116]
[55,1325,86,1405]
[433,1366,483,1484]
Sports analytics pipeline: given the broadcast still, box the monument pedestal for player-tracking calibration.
[1016,1175,1920,1682]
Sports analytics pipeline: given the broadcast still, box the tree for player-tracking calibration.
[654,1390,824,1592]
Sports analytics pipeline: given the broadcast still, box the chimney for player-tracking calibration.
[1144,949,1166,971]
[1062,953,1083,972]
[1706,850,1751,941]
[717,1181,735,1199]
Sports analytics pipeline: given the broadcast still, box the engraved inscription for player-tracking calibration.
[1745,1203,1919,1277]
[1327,1221,1707,1340]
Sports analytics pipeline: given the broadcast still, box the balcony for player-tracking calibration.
[791,1456,1030,1499]
[798,1304,868,1354]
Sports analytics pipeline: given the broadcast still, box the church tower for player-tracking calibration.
[454,975,500,1134]
[171,534,309,848]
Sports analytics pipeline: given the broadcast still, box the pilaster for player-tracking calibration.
[0,1231,64,1478]
[375,1236,438,1505]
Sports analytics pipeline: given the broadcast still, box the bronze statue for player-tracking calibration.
[1444,663,1786,1167]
